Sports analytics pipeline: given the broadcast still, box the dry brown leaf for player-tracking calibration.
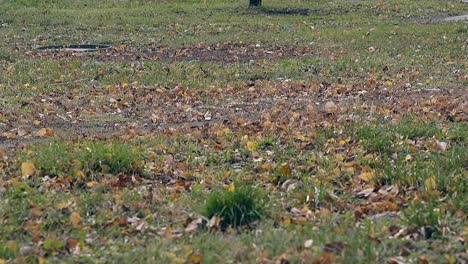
[324,101,340,114]
[70,212,81,228]
[36,128,56,137]
[279,163,292,176]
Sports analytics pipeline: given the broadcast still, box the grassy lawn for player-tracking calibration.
[0,0,467,263]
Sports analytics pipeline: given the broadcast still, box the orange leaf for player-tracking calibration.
[36,128,56,137]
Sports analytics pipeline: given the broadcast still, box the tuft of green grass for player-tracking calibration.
[81,141,143,175]
[395,117,441,140]
[403,201,442,239]
[356,124,393,154]
[31,141,73,177]
[204,185,264,229]
[28,140,143,178]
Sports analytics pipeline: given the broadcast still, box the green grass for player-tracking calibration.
[25,140,144,178]
[203,185,264,229]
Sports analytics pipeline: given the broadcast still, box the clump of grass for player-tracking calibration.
[447,123,468,143]
[32,141,73,177]
[356,125,392,154]
[403,201,442,239]
[395,117,441,139]
[28,140,143,178]
[204,185,264,229]
[81,141,143,175]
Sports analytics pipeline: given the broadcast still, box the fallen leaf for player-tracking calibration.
[86,181,98,188]
[2,132,16,139]
[304,239,313,248]
[56,202,70,210]
[279,163,292,176]
[70,212,81,228]
[359,171,375,182]
[66,239,79,250]
[324,101,339,114]
[207,216,221,231]
[21,162,36,177]
[246,141,257,151]
[356,188,375,198]
[424,177,437,190]
[405,154,413,162]
[189,254,203,264]
[36,128,56,137]
[435,140,448,151]
[116,217,128,227]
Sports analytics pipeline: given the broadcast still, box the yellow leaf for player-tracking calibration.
[74,171,85,179]
[56,202,69,210]
[37,257,46,264]
[295,134,308,142]
[21,162,36,177]
[189,254,203,264]
[122,82,129,88]
[384,80,393,87]
[359,171,375,182]
[70,212,81,228]
[86,181,98,188]
[246,141,257,151]
[279,163,292,176]
[424,177,437,190]
[224,184,235,192]
[33,120,41,126]
[0,259,5,264]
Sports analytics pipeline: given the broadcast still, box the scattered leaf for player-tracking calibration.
[359,171,375,182]
[36,128,56,137]
[279,163,292,176]
[21,162,36,177]
[70,212,81,228]
[189,254,203,264]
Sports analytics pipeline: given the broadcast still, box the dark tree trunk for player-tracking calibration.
[249,0,261,7]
